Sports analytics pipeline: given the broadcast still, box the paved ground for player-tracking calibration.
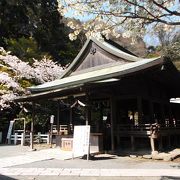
[1,168,180,177]
[0,175,169,180]
[10,155,180,169]
[0,145,29,158]
[0,145,180,179]
[0,146,74,168]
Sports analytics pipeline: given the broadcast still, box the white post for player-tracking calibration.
[14,133,18,145]
[47,134,50,144]
[38,132,41,144]
[87,143,90,161]
[50,115,54,147]
[30,132,33,149]
[8,137,11,144]
[0,132,2,144]
[21,133,25,146]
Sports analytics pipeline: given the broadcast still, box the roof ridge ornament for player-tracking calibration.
[90,47,96,55]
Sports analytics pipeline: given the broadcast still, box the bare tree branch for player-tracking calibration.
[152,0,180,16]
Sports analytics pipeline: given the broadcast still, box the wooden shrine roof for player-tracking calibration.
[15,38,180,101]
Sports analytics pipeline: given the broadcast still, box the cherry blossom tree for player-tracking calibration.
[33,57,64,83]
[0,47,64,110]
[58,0,180,41]
[0,71,21,109]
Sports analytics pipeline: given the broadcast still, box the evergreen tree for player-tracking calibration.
[0,0,85,65]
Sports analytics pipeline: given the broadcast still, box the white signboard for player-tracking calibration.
[6,120,14,139]
[50,115,54,124]
[72,125,90,158]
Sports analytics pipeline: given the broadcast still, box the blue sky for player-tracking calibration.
[144,34,160,47]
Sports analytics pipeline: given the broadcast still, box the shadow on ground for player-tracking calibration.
[107,149,152,157]
[81,154,117,161]
[0,175,17,180]
[161,176,180,180]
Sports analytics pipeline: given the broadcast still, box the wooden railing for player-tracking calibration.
[9,132,50,146]
[114,123,180,137]
[52,125,68,135]
[158,124,180,135]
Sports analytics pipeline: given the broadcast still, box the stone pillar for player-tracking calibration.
[150,137,155,152]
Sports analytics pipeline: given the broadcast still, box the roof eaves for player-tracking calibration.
[29,57,162,93]
[15,84,84,102]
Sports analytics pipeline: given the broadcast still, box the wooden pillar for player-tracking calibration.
[85,107,89,125]
[85,106,91,125]
[57,101,60,134]
[131,136,135,151]
[56,101,61,147]
[85,95,91,126]
[174,135,178,146]
[110,96,115,151]
[167,135,171,148]
[159,136,163,150]
[160,103,165,124]
[30,102,35,150]
[168,104,173,126]
[137,96,142,124]
[70,107,73,132]
[149,100,154,123]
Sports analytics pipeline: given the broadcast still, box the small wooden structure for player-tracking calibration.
[15,38,180,153]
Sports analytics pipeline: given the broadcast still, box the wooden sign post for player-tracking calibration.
[50,115,54,147]
[72,125,90,160]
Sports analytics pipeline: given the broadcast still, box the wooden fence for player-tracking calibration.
[9,132,50,146]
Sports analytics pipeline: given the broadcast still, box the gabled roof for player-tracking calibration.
[60,37,143,78]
